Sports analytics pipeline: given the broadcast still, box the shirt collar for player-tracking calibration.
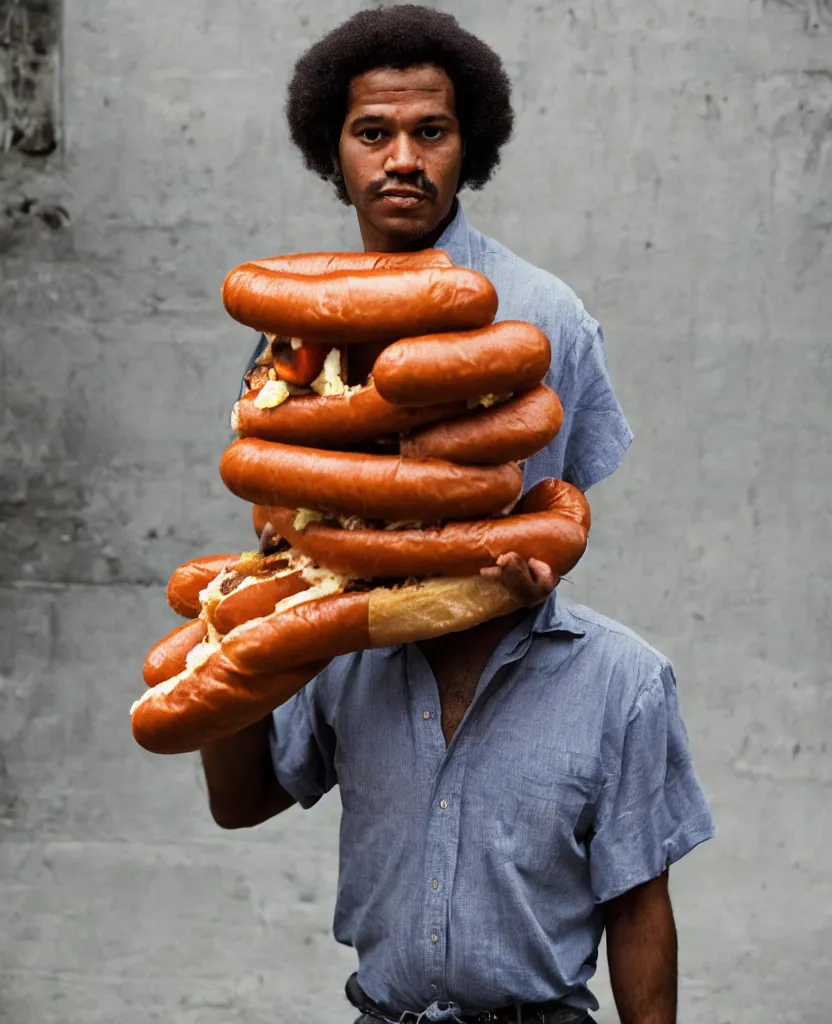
[434,198,473,267]
[528,592,586,638]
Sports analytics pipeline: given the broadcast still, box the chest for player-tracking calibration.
[427,645,494,745]
[417,615,524,744]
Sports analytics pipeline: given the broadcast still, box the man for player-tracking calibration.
[205,8,715,1023]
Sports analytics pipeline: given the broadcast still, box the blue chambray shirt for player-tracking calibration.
[249,206,708,1014]
[269,596,716,1014]
[237,201,633,492]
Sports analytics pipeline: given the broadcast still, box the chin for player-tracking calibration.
[377,212,441,244]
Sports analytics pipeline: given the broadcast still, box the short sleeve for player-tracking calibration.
[589,663,716,902]
[555,319,633,492]
[268,680,338,810]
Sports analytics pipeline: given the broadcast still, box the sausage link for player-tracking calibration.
[211,572,309,635]
[257,479,590,579]
[143,619,208,687]
[166,554,239,618]
[401,386,563,465]
[222,265,498,344]
[372,321,550,406]
[220,438,523,522]
[235,383,467,448]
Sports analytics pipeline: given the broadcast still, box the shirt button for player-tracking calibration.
[431,879,439,890]
[439,799,448,809]
[422,711,431,720]
[431,934,439,943]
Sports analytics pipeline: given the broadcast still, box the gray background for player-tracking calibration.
[1,1,830,1021]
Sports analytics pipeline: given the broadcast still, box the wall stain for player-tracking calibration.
[0,0,60,155]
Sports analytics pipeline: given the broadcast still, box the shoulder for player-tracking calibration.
[466,223,599,346]
[559,601,669,667]
[557,600,674,711]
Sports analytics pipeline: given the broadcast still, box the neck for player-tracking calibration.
[358,198,458,253]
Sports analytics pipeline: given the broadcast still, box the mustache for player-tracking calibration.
[367,174,439,199]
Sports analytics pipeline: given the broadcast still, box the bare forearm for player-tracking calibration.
[604,872,677,1024]
[200,715,295,828]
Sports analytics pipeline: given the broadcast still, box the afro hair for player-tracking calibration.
[285,5,515,204]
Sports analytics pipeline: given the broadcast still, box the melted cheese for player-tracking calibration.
[268,567,347,616]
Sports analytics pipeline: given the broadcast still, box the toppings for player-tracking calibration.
[268,334,329,387]
[466,392,512,410]
[270,566,347,616]
[293,508,325,531]
[310,348,346,397]
[245,364,274,391]
[294,509,370,533]
[292,508,424,533]
[254,379,291,409]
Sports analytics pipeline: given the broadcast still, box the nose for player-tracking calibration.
[383,132,424,176]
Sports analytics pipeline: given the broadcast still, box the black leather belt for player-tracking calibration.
[345,973,590,1024]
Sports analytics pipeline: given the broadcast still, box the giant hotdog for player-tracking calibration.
[135,246,592,757]
[133,574,522,754]
[165,549,309,634]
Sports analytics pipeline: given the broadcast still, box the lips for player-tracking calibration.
[378,190,430,202]
[377,192,430,214]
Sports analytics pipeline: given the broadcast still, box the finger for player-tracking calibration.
[527,558,555,588]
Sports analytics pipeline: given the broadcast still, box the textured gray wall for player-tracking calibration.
[1,1,830,1021]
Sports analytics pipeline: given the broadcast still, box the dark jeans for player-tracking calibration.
[354,1014,596,1024]
[354,1017,595,1024]
[346,973,596,1024]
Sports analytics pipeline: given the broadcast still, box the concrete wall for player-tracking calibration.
[2,1,830,1021]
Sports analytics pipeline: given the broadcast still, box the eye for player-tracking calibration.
[420,126,445,141]
[358,128,386,143]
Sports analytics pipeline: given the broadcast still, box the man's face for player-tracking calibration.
[336,64,463,251]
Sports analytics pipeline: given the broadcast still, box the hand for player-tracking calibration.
[480,551,559,608]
